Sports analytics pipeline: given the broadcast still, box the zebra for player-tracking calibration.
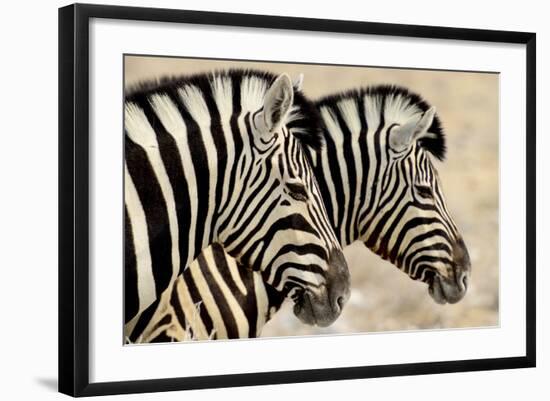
[124,69,351,338]
[128,84,472,342]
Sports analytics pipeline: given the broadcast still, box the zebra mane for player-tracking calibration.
[125,69,324,152]
[315,85,446,161]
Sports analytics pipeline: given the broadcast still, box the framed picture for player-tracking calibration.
[58,3,536,397]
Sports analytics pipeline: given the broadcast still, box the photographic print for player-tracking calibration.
[123,55,499,343]
[59,4,534,395]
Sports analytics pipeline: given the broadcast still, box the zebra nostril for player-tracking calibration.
[336,295,345,311]
[462,274,469,290]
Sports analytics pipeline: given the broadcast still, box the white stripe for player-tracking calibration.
[253,272,270,335]
[328,103,351,243]
[241,76,268,113]
[339,99,363,245]
[149,94,198,267]
[279,268,325,293]
[358,95,383,223]
[178,85,217,246]
[124,165,156,312]
[217,114,250,238]
[223,247,248,295]
[173,278,209,340]
[189,260,228,338]
[319,106,340,226]
[203,248,250,338]
[210,76,235,221]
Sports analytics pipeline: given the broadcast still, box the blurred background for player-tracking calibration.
[125,55,499,337]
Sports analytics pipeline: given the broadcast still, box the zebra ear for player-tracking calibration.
[292,73,304,91]
[261,74,294,134]
[389,107,436,152]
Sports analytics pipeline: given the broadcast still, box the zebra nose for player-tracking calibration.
[327,248,351,313]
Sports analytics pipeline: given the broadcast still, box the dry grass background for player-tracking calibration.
[125,55,499,337]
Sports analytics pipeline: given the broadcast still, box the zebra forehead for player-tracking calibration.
[315,85,446,161]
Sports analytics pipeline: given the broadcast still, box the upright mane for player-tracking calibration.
[315,85,446,160]
[125,69,324,152]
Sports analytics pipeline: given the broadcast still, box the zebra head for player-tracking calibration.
[217,72,350,326]
[361,91,470,304]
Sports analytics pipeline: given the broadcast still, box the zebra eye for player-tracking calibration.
[415,185,433,199]
[286,182,308,202]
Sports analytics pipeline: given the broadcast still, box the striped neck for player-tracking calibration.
[310,94,385,247]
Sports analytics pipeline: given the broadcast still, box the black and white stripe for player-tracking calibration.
[132,84,471,342]
[124,70,350,335]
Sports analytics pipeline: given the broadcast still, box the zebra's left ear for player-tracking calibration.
[257,74,294,135]
[389,107,437,152]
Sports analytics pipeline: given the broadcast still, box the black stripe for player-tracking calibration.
[398,230,452,273]
[365,156,410,251]
[389,216,447,262]
[323,109,345,238]
[166,88,209,260]
[226,169,277,245]
[132,95,192,274]
[182,266,215,339]
[311,140,335,228]
[271,262,325,290]
[210,244,260,337]
[409,255,453,278]
[379,126,397,193]
[365,185,408,254]
[232,195,282,267]
[197,252,239,339]
[265,283,285,318]
[334,104,357,245]
[356,95,369,237]
[358,97,386,225]
[128,298,160,343]
[125,134,172,303]
[195,79,228,235]
[262,242,327,283]
[377,163,401,211]
[124,205,139,323]
[149,332,174,343]
[225,177,279,254]
[152,313,172,332]
[413,265,439,281]
[216,155,260,236]
[170,282,189,335]
[278,276,323,290]
[219,74,243,214]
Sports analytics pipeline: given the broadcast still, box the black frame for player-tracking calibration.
[58,3,536,397]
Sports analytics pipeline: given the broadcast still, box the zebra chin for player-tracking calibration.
[292,248,351,327]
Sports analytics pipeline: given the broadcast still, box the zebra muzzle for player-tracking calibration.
[428,237,471,304]
[293,248,350,327]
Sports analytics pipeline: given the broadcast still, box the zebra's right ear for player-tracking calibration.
[389,107,436,152]
[259,74,294,135]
